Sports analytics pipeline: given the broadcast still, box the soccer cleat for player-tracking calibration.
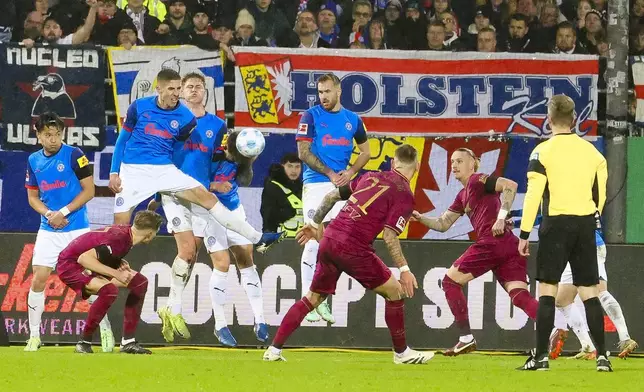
[618,339,638,359]
[100,327,115,353]
[596,353,613,372]
[24,337,41,352]
[316,302,336,324]
[548,329,568,359]
[74,341,94,354]
[443,339,477,356]
[263,347,287,361]
[569,346,597,360]
[255,232,286,254]
[170,313,191,340]
[254,323,269,343]
[120,341,152,354]
[517,349,549,371]
[393,349,435,365]
[214,327,238,347]
[157,307,175,343]
[304,310,321,322]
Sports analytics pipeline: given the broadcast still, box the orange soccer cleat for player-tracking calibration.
[548,329,568,360]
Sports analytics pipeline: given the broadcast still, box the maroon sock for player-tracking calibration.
[442,275,471,335]
[385,299,407,354]
[272,297,313,349]
[82,284,118,341]
[123,273,148,340]
[509,288,538,320]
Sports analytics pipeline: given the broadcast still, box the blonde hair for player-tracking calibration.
[456,147,480,171]
[548,94,575,127]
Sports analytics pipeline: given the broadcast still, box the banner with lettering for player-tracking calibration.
[108,46,225,128]
[0,44,106,152]
[234,48,599,138]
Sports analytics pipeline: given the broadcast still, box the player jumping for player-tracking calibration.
[296,73,371,323]
[413,148,539,356]
[108,69,282,253]
[263,145,434,364]
[24,112,114,352]
[57,210,163,354]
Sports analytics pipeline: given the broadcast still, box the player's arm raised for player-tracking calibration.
[71,0,99,45]
[412,210,461,232]
[383,227,417,298]
[78,248,131,285]
[486,176,518,236]
[337,119,371,187]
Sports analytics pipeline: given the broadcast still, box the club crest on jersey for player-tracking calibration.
[172,217,181,227]
[345,122,352,131]
[307,209,315,219]
[206,130,213,138]
[207,236,217,247]
[170,120,179,129]
[57,163,65,172]
[297,123,308,135]
[116,197,125,206]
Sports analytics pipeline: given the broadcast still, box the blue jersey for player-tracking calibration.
[172,113,226,189]
[211,149,241,210]
[295,105,368,184]
[114,96,197,170]
[25,144,91,232]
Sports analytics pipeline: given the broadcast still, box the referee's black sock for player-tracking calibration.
[584,297,606,355]
[536,296,555,358]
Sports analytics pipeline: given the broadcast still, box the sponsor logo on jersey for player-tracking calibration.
[40,180,67,191]
[144,123,173,139]
[322,134,351,147]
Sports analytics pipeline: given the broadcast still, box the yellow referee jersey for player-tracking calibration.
[519,133,607,240]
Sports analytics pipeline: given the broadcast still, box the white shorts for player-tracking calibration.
[114,163,203,213]
[560,245,607,285]
[205,205,252,253]
[302,182,346,224]
[33,228,90,269]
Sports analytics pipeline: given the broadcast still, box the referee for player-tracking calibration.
[516,95,610,372]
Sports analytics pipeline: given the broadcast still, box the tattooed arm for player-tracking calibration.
[413,210,461,233]
[485,176,518,236]
[297,140,334,177]
[311,188,343,226]
[383,227,408,268]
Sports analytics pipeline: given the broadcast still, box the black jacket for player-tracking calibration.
[260,164,303,232]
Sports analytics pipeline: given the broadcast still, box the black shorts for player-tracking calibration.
[536,214,599,287]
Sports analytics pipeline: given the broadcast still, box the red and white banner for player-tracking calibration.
[632,58,644,124]
[234,48,599,138]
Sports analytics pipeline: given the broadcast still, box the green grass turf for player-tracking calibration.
[2,346,642,392]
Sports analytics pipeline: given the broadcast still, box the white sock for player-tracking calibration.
[301,240,318,298]
[88,295,112,331]
[240,266,265,324]
[599,291,630,341]
[209,203,262,244]
[459,334,474,344]
[121,337,135,345]
[168,257,190,315]
[28,289,45,339]
[561,303,595,351]
[553,306,568,330]
[209,268,229,331]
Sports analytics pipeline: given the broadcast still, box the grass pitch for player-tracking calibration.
[2,346,642,392]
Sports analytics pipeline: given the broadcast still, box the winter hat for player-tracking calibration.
[235,9,256,31]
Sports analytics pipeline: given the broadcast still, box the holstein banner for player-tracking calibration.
[1,235,639,351]
[0,44,106,152]
[108,46,225,128]
[234,48,599,137]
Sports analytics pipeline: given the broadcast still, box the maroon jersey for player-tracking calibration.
[326,170,414,249]
[449,173,509,240]
[58,225,133,267]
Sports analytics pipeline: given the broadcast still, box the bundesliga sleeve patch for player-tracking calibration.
[396,216,406,231]
[77,155,89,168]
[297,123,308,135]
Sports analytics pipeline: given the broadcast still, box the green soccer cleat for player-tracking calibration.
[170,313,191,340]
[304,310,321,322]
[100,327,115,353]
[24,337,41,352]
[316,301,335,324]
[157,307,175,343]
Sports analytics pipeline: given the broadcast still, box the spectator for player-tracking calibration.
[92,0,130,46]
[231,8,268,46]
[349,40,366,48]
[426,20,448,50]
[550,21,586,54]
[49,0,95,35]
[365,18,388,49]
[590,0,607,15]
[123,0,161,44]
[317,2,340,46]
[16,11,45,41]
[633,0,644,30]
[0,0,16,43]
[116,0,166,22]
[515,0,539,29]
[580,9,603,53]
[189,5,226,51]
[631,25,644,56]
[404,0,427,49]
[595,32,609,57]
[339,0,372,47]
[118,22,141,49]
[467,6,494,49]
[157,0,194,44]
[439,11,464,50]
[383,0,406,49]
[260,153,303,237]
[486,0,509,29]
[503,13,535,52]
[538,3,562,46]
[246,0,291,46]
[477,26,497,52]
[431,0,451,20]
[573,0,592,30]
[212,16,234,46]
[22,0,99,47]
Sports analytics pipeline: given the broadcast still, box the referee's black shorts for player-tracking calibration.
[536,214,599,287]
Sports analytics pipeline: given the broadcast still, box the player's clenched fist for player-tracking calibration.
[109,173,122,193]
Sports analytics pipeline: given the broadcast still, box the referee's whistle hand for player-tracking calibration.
[518,239,530,257]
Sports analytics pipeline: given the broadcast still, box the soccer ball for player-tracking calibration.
[236,128,266,158]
